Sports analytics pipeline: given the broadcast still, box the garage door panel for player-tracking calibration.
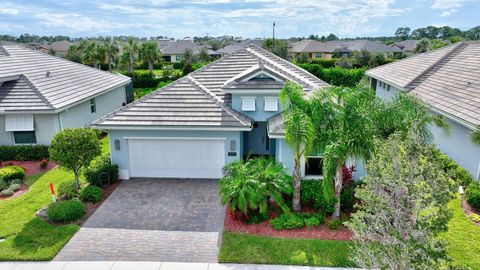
[128,138,225,179]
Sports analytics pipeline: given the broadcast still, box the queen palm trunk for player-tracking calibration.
[332,163,343,219]
[108,58,113,72]
[292,154,302,212]
[148,61,154,76]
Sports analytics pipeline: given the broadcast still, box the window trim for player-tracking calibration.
[241,97,256,111]
[264,97,278,112]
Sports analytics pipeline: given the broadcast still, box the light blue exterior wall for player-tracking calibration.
[231,93,282,121]
[375,80,401,101]
[0,114,60,145]
[275,138,305,177]
[374,78,480,181]
[431,119,480,180]
[60,85,126,129]
[107,129,242,179]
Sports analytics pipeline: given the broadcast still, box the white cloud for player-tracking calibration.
[432,0,472,17]
[0,7,18,15]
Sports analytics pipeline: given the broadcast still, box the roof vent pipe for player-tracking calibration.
[45,71,51,78]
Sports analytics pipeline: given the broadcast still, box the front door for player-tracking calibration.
[246,122,270,156]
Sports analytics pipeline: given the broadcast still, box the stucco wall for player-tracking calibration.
[0,114,60,145]
[375,80,401,101]
[60,85,126,129]
[107,129,242,179]
[275,138,305,177]
[231,94,283,121]
[431,119,480,180]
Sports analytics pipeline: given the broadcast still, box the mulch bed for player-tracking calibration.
[0,160,56,176]
[224,208,353,240]
[462,196,480,226]
[0,185,29,201]
[81,180,120,224]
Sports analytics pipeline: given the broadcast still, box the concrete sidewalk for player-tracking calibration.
[0,261,358,270]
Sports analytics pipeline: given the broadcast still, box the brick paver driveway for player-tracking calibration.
[55,179,225,262]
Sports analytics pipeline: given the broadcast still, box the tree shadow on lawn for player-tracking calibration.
[11,217,78,260]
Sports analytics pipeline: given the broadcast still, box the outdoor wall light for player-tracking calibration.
[230,140,236,152]
[114,139,120,150]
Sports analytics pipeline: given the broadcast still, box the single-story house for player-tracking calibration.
[290,39,348,60]
[217,39,264,56]
[161,40,220,62]
[327,40,401,56]
[391,40,419,56]
[0,45,132,145]
[40,40,72,57]
[93,45,330,180]
[366,41,480,180]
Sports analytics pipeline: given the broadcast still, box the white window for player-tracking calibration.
[315,53,322,58]
[264,97,278,112]
[5,115,34,132]
[241,97,256,111]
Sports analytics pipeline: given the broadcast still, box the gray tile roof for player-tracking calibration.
[0,45,131,112]
[290,39,339,53]
[393,40,419,52]
[366,41,480,127]
[161,40,219,55]
[217,39,264,55]
[93,45,328,130]
[267,113,284,137]
[327,40,401,53]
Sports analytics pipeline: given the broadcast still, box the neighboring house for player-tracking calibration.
[40,40,72,57]
[327,40,401,56]
[161,40,220,62]
[93,45,330,180]
[366,41,480,180]
[0,45,132,145]
[290,39,347,59]
[392,40,419,56]
[217,39,264,56]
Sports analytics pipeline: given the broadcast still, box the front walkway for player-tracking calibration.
[0,261,360,270]
[54,179,225,262]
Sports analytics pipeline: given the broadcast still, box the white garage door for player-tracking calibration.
[128,138,225,179]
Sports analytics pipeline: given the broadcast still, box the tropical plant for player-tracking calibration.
[345,134,457,269]
[262,38,289,59]
[280,82,316,212]
[103,37,119,72]
[415,38,431,53]
[139,41,162,75]
[66,44,83,63]
[123,37,140,77]
[83,41,106,69]
[198,48,211,62]
[219,158,292,220]
[49,128,101,190]
[182,48,194,75]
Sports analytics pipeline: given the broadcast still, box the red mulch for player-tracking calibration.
[0,160,56,176]
[462,196,480,226]
[81,180,120,224]
[224,208,353,240]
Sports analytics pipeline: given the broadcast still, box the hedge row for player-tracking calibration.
[298,64,366,87]
[309,58,337,68]
[0,145,49,161]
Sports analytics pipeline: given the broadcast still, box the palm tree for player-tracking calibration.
[123,37,140,77]
[280,81,315,212]
[104,37,119,72]
[139,41,162,75]
[83,42,106,69]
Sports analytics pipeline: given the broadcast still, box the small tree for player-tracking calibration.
[345,133,457,269]
[49,128,101,190]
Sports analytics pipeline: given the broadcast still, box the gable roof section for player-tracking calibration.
[217,39,264,55]
[290,40,339,53]
[0,75,53,111]
[366,41,480,127]
[0,45,131,112]
[327,40,401,53]
[94,45,328,130]
[393,40,419,52]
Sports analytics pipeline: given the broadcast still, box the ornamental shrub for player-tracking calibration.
[79,186,103,203]
[465,182,480,209]
[328,219,341,230]
[83,155,119,186]
[300,180,336,214]
[297,64,365,87]
[57,181,78,200]
[0,145,49,161]
[309,58,337,68]
[469,213,480,223]
[271,213,324,230]
[0,166,25,182]
[0,182,21,197]
[46,200,86,223]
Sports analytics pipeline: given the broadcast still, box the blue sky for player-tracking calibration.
[0,0,479,38]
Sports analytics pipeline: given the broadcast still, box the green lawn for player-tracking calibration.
[0,169,80,260]
[219,232,354,267]
[443,194,480,269]
[23,172,47,187]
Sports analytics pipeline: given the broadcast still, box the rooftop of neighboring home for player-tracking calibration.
[327,39,401,53]
[93,45,328,130]
[366,41,480,127]
[392,40,419,52]
[290,39,341,53]
[217,39,264,55]
[0,45,131,112]
[160,40,219,55]
[41,40,72,53]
